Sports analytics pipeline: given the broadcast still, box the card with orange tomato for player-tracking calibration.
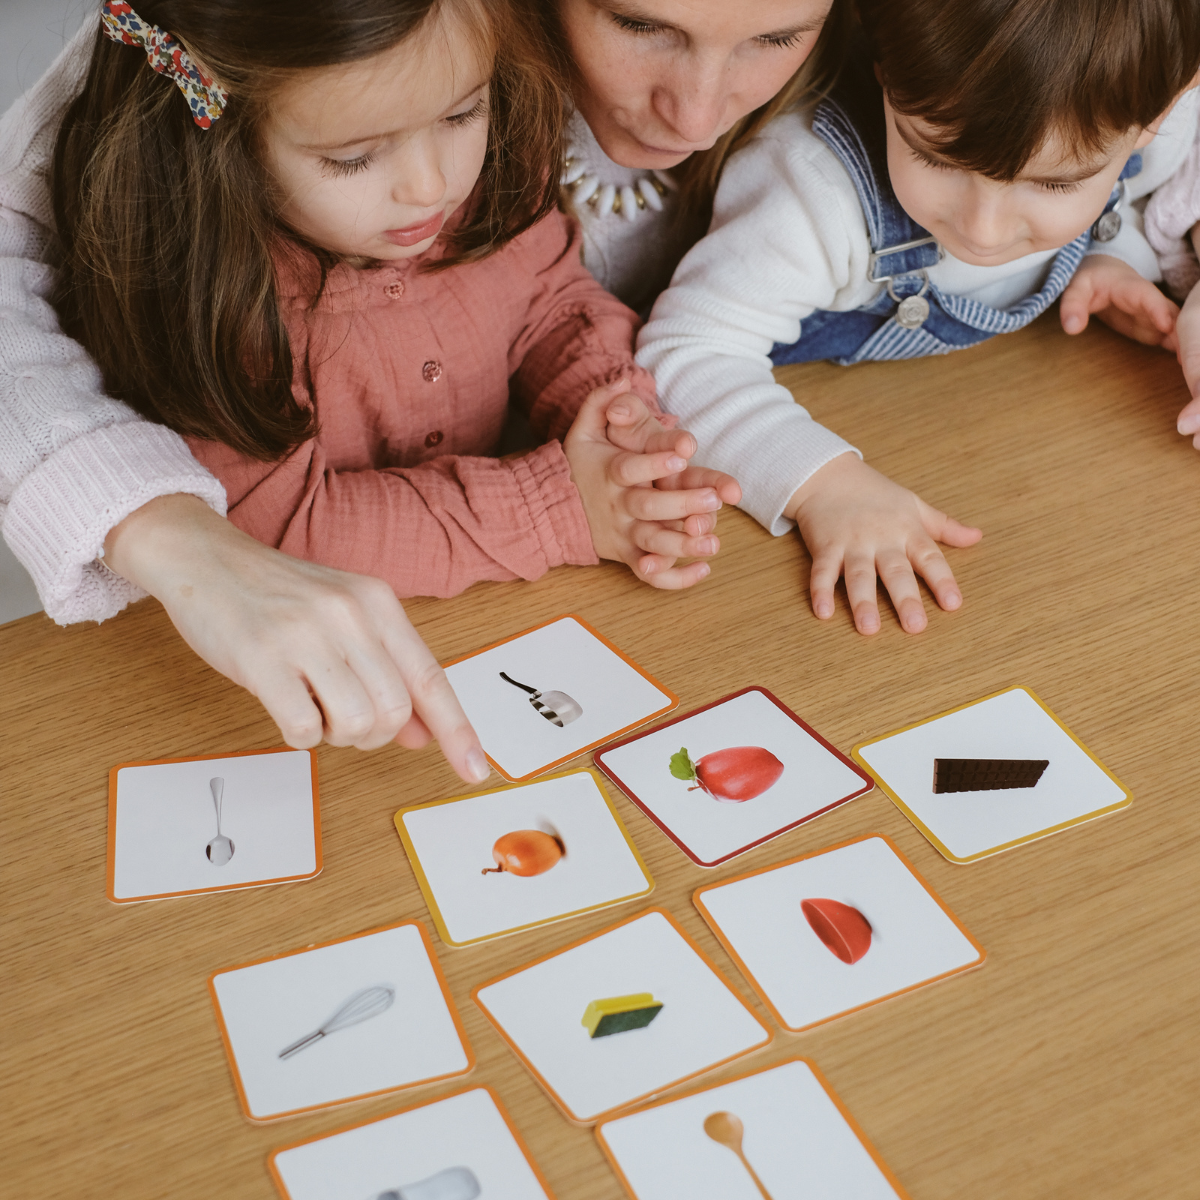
[394,768,654,947]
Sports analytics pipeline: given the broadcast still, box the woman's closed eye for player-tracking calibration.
[610,11,809,48]
[446,96,487,127]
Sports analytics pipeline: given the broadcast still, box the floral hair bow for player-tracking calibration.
[100,2,229,128]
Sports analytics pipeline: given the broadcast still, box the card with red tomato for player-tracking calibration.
[442,614,677,783]
[594,688,874,867]
[107,748,320,903]
[852,686,1132,863]
[394,768,654,947]
[472,909,772,1126]
[596,1056,909,1200]
[268,1086,553,1200]
[693,834,984,1034]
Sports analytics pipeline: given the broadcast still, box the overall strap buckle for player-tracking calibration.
[870,236,942,329]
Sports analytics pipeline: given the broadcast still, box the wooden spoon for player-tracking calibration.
[703,1111,775,1199]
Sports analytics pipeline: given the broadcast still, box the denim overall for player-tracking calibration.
[769,72,1142,366]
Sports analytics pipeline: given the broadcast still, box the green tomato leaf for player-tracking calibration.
[669,748,697,781]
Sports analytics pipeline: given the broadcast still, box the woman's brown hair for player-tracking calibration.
[52,0,569,461]
[857,0,1200,181]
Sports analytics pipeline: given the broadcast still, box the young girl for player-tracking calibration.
[638,0,1200,637]
[50,0,737,603]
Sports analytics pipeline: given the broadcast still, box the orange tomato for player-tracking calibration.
[481,829,564,877]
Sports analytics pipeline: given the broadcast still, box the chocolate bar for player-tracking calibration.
[933,758,1048,793]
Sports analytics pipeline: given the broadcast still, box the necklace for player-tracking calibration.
[560,142,677,223]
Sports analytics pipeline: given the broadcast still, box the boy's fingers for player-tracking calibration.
[808,550,843,620]
[919,501,982,548]
[633,521,719,559]
[624,486,722,521]
[637,558,712,590]
[843,550,881,635]
[609,449,691,487]
[876,549,927,634]
[654,466,742,505]
[1059,276,1095,334]
[909,539,963,612]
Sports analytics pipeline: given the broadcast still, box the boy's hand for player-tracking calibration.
[1169,280,1200,445]
[563,379,736,588]
[786,453,982,635]
[1060,254,1178,345]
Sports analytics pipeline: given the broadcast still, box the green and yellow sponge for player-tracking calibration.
[581,993,663,1038]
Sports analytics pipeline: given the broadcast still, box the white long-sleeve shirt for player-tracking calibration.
[637,89,1200,536]
[1,23,224,623]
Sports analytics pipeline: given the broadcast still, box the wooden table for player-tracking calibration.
[4,312,1199,1200]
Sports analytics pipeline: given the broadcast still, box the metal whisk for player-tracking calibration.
[278,985,395,1060]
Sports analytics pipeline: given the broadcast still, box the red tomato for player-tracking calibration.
[482,829,564,876]
[670,746,785,802]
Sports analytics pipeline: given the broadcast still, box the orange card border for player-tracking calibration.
[207,918,475,1123]
[471,906,773,1127]
[393,767,655,947]
[265,1083,557,1200]
[594,1053,911,1200]
[441,613,679,783]
[692,831,985,1034]
[851,684,1133,864]
[106,747,321,904]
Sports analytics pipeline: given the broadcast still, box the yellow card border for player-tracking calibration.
[106,747,321,904]
[692,832,985,1034]
[441,613,679,783]
[207,918,475,1123]
[471,906,773,1128]
[851,685,1132,864]
[594,1053,911,1200]
[394,767,655,948]
[266,1084,557,1200]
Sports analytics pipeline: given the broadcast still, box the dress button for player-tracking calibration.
[422,360,443,382]
[383,280,405,298]
[424,430,444,448]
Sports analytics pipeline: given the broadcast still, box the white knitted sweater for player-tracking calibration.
[0,23,226,624]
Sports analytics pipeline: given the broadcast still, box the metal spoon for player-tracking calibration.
[205,776,234,866]
[703,1111,775,1200]
[374,1166,481,1200]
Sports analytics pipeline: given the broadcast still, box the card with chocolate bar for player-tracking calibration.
[852,686,1131,863]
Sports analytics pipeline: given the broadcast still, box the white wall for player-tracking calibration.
[1,0,93,623]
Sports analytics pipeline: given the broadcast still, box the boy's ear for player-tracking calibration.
[1136,69,1200,149]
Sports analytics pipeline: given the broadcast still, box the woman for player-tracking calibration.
[0,0,842,771]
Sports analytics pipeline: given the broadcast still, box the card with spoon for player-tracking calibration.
[106,747,321,904]
[209,920,474,1122]
[596,1056,909,1199]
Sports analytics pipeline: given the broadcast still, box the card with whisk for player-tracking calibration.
[107,748,321,904]
[208,921,473,1122]
[442,615,678,782]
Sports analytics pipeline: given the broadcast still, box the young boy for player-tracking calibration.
[637,0,1200,637]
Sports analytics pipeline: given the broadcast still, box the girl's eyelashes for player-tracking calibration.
[1039,180,1083,195]
[322,151,377,178]
[446,96,487,127]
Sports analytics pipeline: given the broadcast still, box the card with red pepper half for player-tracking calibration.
[595,687,874,867]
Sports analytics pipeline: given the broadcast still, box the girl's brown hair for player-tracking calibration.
[52,0,569,461]
[857,0,1200,181]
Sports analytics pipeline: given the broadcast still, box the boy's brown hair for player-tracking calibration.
[857,0,1200,181]
[52,0,569,461]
